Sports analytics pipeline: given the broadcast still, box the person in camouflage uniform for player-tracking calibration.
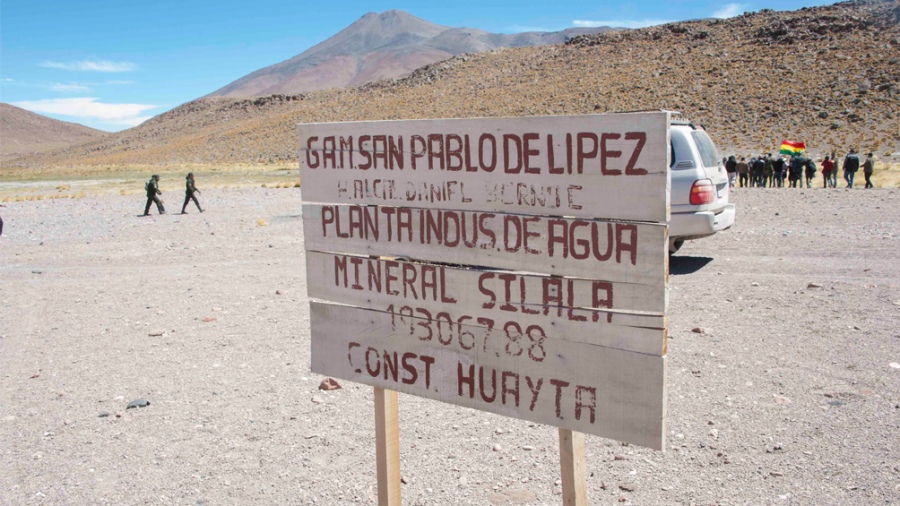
[763,153,775,187]
[181,172,204,214]
[142,175,165,216]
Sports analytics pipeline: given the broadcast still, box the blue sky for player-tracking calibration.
[1,1,832,132]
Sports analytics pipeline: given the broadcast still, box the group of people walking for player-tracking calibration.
[724,149,875,189]
[142,173,204,216]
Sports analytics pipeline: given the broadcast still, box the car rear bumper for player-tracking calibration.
[670,203,735,240]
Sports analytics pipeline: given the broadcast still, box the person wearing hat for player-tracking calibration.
[863,153,875,189]
[181,172,204,214]
[142,174,165,216]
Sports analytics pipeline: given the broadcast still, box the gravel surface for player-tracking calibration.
[1,187,899,505]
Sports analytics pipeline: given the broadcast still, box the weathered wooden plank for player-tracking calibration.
[306,252,666,355]
[310,302,667,450]
[302,204,668,287]
[298,113,670,223]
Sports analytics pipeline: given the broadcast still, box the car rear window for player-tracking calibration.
[691,130,720,168]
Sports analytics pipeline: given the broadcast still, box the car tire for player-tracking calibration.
[668,238,684,255]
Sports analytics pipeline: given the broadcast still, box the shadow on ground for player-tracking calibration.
[670,256,714,275]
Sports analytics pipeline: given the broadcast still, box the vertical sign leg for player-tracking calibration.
[559,428,587,506]
[375,387,401,506]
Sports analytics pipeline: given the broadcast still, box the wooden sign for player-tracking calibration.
[311,302,666,449]
[299,114,670,223]
[301,113,669,451]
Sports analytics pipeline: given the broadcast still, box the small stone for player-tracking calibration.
[401,476,409,485]
[751,282,760,287]
[202,317,217,323]
[691,327,706,334]
[98,412,110,418]
[311,396,324,404]
[773,395,791,405]
[807,282,822,288]
[770,471,784,477]
[521,445,534,451]
[126,399,150,409]
[276,290,284,295]
[148,331,165,337]
[318,378,341,391]
[614,455,626,461]
[889,363,900,369]
[618,482,637,492]
[492,444,502,452]
[495,428,504,434]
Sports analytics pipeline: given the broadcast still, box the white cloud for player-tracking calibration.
[573,19,673,29]
[40,60,137,72]
[1,78,13,82]
[713,3,747,18]
[50,83,92,93]
[11,98,156,127]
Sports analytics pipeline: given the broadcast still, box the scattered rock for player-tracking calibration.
[98,412,110,418]
[773,395,792,405]
[521,445,534,451]
[311,395,324,404]
[492,444,502,452]
[401,476,409,485]
[691,327,706,334]
[614,455,627,461]
[126,399,150,409]
[148,331,165,337]
[618,482,638,492]
[890,363,900,369]
[276,290,284,295]
[202,317,216,323]
[807,282,822,288]
[318,378,341,391]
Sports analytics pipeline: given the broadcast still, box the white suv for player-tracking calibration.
[668,121,735,254]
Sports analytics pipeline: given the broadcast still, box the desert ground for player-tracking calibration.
[1,180,899,505]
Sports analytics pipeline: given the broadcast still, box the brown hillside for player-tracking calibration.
[0,103,108,162]
[8,1,899,170]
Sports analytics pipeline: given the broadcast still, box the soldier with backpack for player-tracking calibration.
[181,172,204,214]
[804,157,817,188]
[788,155,805,188]
[142,175,165,216]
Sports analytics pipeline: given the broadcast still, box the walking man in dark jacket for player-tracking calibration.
[843,148,860,188]
[181,173,204,214]
[143,175,165,216]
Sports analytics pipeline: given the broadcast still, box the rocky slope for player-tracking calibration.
[8,1,899,170]
[208,10,614,97]
[0,103,108,162]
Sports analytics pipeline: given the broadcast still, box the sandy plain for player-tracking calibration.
[1,182,899,505]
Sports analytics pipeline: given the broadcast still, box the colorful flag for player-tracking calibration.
[780,140,806,156]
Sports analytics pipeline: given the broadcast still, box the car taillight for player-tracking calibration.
[689,179,715,205]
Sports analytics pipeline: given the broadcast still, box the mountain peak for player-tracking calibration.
[348,9,448,33]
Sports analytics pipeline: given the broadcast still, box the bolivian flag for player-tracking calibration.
[780,140,806,156]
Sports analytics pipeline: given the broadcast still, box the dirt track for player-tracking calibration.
[1,187,899,505]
